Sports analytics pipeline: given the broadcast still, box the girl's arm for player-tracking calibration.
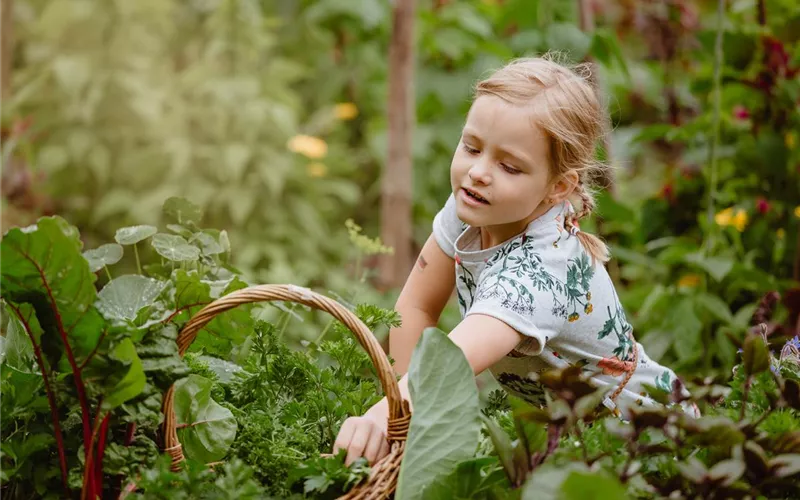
[334,313,522,465]
[388,233,457,376]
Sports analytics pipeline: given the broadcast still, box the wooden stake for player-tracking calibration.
[379,0,416,290]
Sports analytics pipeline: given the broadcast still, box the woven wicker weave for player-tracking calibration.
[161,285,411,499]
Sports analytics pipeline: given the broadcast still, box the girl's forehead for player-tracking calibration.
[464,95,548,148]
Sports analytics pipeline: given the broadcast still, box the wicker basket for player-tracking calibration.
[160,284,410,500]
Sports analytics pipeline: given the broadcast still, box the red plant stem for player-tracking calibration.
[82,407,107,500]
[27,259,93,458]
[95,414,110,495]
[124,422,136,446]
[162,301,210,324]
[8,303,70,492]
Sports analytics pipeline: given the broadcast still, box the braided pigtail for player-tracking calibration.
[564,181,609,264]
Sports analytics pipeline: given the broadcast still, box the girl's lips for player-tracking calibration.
[460,188,489,207]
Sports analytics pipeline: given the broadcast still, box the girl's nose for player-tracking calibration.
[468,160,491,185]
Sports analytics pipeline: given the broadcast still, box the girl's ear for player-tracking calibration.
[549,170,580,203]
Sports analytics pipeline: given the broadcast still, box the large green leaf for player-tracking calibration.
[82,243,123,272]
[102,338,146,410]
[97,275,166,322]
[663,298,703,362]
[173,374,237,463]
[114,225,157,246]
[1,217,104,362]
[395,328,481,500]
[151,234,200,262]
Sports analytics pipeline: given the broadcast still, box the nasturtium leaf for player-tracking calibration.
[166,224,193,238]
[83,243,124,272]
[102,338,146,410]
[1,217,103,362]
[151,234,200,262]
[395,328,481,500]
[114,225,157,246]
[191,231,224,256]
[197,355,245,384]
[173,374,237,463]
[97,275,166,322]
[163,197,203,226]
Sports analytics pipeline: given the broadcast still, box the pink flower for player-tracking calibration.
[732,105,750,120]
[756,197,770,215]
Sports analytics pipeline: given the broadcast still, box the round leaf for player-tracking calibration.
[173,374,237,463]
[83,243,124,272]
[97,275,166,322]
[151,234,200,262]
[115,225,157,246]
[163,197,203,226]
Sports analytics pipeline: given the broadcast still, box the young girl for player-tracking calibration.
[334,55,698,466]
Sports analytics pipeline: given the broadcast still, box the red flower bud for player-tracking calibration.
[756,197,770,215]
[732,105,750,120]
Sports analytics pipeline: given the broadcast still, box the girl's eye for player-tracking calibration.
[502,164,521,175]
[462,143,480,155]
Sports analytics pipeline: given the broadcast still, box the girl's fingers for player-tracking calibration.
[345,423,372,466]
[377,437,390,463]
[363,426,385,465]
[333,418,356,457]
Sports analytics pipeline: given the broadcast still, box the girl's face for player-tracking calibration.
[450,95,567,240]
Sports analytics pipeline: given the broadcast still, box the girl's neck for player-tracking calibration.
[478,201,557,249]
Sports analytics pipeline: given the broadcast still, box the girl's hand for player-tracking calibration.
[333,414,391,466]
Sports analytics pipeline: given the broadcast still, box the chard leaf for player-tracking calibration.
[396,328,481,500]
[102,338,146,410]
[1,217,104,363]
[83,243,123,272]
[97,275,166,322]
[151,234,200,262]
[114,225,157,245]
[174,374,237,463]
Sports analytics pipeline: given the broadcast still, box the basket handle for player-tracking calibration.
[161,284,411,469]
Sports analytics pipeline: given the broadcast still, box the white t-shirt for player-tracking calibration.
[433,193,697,416]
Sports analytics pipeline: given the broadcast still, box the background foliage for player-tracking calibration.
[1,0,799,498]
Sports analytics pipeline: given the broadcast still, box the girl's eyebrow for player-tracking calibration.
[462,130,532,167]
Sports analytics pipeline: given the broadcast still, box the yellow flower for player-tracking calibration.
[714,207,734,226]
[794,206,800,218]
[307,162,328,177]
[715,207,748,232]
[786,132,797,150]
[334,102,359,121]
[732,209,748,232]
[777,228,786,240]
[287,135,328,159]
[677,274,701,288]
[584,303,593,314]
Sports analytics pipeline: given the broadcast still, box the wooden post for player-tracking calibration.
[379,0,416,290]
[1,0,13,102]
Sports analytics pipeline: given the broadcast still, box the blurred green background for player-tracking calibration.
[2,0,799,377]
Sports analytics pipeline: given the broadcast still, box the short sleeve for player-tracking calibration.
[432,193,465,259]
[465,240,567,355]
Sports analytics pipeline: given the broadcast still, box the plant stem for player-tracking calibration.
[134,244,142,275]
[103,265,112,282]
[740,375,752,421]
[703,0,726,255]
[8,304,70,492]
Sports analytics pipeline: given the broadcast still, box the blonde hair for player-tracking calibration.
[475,53,611,264]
